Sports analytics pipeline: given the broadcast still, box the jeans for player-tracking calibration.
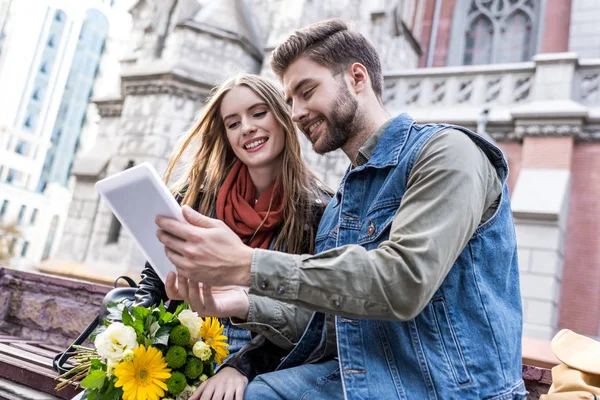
[244,359,344,400]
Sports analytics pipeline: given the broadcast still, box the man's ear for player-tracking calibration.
[348,63,369,94]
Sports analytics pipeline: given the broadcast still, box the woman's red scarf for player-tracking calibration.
[215,159,284,249]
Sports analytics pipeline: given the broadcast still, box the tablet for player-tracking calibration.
[95,162,184,282]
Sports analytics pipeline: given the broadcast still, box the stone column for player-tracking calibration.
[510,53,584,339]
[541,0,573,53]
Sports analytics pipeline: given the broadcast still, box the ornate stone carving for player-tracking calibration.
[122,78,209,102]
[95,99,123,118]
[514,124,582,138]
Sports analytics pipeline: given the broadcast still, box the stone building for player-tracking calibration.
[46,0,600,346]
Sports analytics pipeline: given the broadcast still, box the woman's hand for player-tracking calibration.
[165,273,250,320]
[189,367,248,400]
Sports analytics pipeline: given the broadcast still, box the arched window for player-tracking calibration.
[497,10,533,63]
[463,14,493,65]
[449,0,538,66]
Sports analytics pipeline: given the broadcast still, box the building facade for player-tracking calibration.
[50,0,600,341]
[0,0,128,268]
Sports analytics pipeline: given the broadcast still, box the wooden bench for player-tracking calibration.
[0,334,81,399]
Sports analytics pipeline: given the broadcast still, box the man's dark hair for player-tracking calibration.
[270,19,383,99]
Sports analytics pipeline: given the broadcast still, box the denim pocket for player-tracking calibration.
[431,297,471,386]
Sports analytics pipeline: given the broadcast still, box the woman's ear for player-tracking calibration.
[348,63,369,95]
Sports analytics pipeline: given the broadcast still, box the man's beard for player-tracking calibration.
[312,81,363,155]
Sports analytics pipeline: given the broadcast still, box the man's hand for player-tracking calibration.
[156,205,254,286]
[165,272,250,320]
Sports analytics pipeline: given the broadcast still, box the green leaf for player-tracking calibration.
[121,307,134,327]
[159,300,166,317]
[90,358,103,371]
[161,311,174,324]
[132,318,144,336]
[80,369,106,389]
[152,325,172,346]
[132,305,150,322]
[173,302,188,317]
[89,325,106,343]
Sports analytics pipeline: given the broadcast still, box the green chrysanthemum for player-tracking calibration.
[184,356,204,380]
[169,325,191,346]
[166,371,187,395]
[165,345,187,369]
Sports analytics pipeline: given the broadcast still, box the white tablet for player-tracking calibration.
[95,162,184,282]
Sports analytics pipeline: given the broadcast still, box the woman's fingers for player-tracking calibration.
[177,272,189,300]
[188,279,204,313]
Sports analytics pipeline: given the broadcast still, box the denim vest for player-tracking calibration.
[283,114,525,399]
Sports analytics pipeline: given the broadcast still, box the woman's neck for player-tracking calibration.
[248,162,282,197]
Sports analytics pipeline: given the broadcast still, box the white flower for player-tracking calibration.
[94,322,138,361]
[178,309,202,344]
[192,340,212,361]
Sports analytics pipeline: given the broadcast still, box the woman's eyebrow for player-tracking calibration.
[223,102,267,122]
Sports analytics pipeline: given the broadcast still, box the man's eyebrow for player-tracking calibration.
[222,102,267,121]
[285,78,315,105]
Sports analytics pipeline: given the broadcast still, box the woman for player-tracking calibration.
[133,74,333,400]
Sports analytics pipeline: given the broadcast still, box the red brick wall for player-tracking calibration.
[521,137,574,170]
[418,0,436,68]
[497,142,523,195]
[432,0,457,67]
[559,143,600,336]
[541,0,573,53]
[418,0,457,67]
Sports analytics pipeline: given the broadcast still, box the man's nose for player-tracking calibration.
[291,103,309,124]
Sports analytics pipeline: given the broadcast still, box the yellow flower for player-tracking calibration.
[200,317,229,364]
[114,345,171,400]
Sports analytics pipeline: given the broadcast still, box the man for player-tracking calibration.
[157,19,525,399]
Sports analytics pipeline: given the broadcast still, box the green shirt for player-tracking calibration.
[247,125,502,321]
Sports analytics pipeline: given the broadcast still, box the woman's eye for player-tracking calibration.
[254,111,267,118]
[227,121,240,129]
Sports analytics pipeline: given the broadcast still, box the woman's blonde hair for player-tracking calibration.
[164,74,324,254]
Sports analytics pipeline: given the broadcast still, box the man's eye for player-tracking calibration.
[227,121,240,129]
[303,87,314,98]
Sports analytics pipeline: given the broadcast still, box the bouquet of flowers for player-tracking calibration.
[56,301,229,400]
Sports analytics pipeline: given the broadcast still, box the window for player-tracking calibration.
[32,89,40,100]
[30,208,38,225]
[6,169,19,184]
[0,200,8,217]
[54,10,64,22]
[17,205,26,224]
[20,241,29,257]
[40,62,47,73]
[15,140,29,156]
[448,0,538,66]
[47,35,55,48]
[463,15,493,66]
[497,10,533,64]
[24,115,32,128]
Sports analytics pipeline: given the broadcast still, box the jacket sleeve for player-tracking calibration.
[133,262,168,308]
[222,334,289,382]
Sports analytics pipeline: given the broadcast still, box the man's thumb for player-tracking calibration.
[182,205,215,227]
